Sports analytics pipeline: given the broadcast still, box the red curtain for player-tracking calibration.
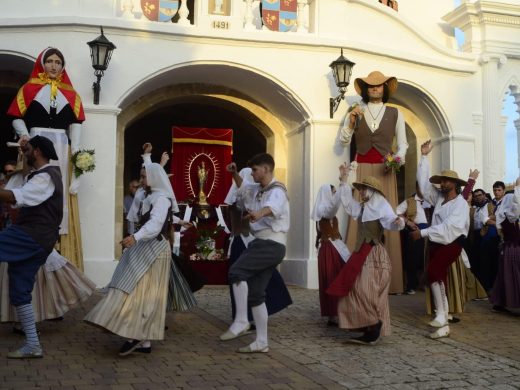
[170,126,233,205]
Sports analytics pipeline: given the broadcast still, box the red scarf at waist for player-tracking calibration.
[355,147,384,164]
[326,242,373,297]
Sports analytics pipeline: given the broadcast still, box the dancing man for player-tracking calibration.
[412,140,469,339]
[0,136,62,358]
[221,153,289,353]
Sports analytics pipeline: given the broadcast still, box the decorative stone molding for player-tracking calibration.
[472,112,484,125]
[478,53,507,66]
[348,0,476,62]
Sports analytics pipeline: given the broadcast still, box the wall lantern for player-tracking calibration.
[87,26,116,105]
[329,49,355,119]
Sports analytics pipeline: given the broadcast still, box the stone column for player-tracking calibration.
[80,105,121,287]
[296,0,308,33]
[121,0,134,19]
[479,53,507,189]
[177,0,191,25]
[243,0,256,30]
[511,85,520,178]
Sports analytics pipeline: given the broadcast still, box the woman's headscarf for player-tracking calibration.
[311,184,340,221]
[360,190,395,222]
[224,167,254,205]
[143,162,179,214]
[7,47,85,122]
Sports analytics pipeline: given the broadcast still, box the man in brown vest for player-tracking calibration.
[0,135,62,358]
[340,71,408,293]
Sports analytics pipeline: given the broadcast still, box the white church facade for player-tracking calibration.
[0,0,519,288]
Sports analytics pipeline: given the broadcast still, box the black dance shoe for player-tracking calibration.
[118,340,144,356]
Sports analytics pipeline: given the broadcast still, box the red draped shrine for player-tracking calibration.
[170,126,233,205]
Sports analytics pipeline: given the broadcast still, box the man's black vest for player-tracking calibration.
[15,166,63,254]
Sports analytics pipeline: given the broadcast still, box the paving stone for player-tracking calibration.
[1,287,520,389]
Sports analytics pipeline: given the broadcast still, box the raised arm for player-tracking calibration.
[142,142,153,165]
[417,140,440,206]
[461,169,478,200]
[337,163,362,218]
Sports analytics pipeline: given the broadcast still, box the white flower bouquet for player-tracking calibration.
[71,149,96,178]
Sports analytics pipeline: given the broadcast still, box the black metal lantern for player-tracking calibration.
[87,26,116,105]
[329,49,355,118]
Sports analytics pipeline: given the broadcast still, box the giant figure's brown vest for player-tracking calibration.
[355,106,398,157]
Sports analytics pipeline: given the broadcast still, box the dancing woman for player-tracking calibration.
[85,163,192,356]
[327,164,404,345]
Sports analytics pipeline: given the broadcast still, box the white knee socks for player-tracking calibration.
[430,282,448,327]
[251,303,268,348]
[229,281,249,335]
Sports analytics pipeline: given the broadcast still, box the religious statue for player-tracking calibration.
[198,161,209,205]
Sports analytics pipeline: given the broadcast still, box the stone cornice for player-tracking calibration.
[443,1,520,29]
[346,0,473,61]
[478,52,507,65]
[0,9,477,73]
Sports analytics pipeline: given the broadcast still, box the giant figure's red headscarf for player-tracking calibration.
[7,47,85,122]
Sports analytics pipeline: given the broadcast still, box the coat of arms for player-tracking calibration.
[262,0,297,32]
[141,0,179,22]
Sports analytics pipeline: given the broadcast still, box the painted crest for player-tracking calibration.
[262,0,297,32]
[141,0,179,22]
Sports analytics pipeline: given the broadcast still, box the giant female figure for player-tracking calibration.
[7,47,85,270]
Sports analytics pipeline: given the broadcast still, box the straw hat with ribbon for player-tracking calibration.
[352,176,385,198]
[429,170,467,186]
[354,71,398,96]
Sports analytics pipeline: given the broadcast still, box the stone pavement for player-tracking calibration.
[1,286,520,390]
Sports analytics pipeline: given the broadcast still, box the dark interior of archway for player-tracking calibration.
[124,102,266,193]
[396,126,417,202]
[0,89,21,170]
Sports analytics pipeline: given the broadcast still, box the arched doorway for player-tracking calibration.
[390,81,451,202]
[115,63,311,260]
[0,53,35,169]
[124,97,267,188]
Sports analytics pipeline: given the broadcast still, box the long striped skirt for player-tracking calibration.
[337,244,392,336]
[84,246,170,340]
[345,162,403,294]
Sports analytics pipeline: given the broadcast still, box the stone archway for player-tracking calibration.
[114,63,311,258]
[0,53,35,164]
[390,80,452,201]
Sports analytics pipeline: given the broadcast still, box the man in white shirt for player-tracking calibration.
[220,153,289,353]
[411,140,469,339]
[0,135,62,359]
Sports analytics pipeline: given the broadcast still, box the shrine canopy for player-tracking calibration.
[171,126,233,205]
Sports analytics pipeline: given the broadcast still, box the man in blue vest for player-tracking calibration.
[0,135,62,358]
